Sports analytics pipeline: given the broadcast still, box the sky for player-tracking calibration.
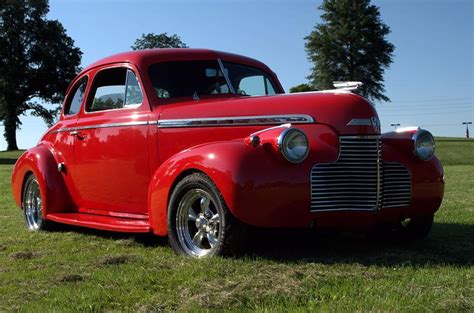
[1,0,473,150]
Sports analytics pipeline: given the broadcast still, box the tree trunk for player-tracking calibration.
[3,105,19,151]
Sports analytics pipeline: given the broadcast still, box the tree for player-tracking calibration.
[305,0,394,102]
[0,0,82,150]
[131,32,188,50]
[289,83,316,93]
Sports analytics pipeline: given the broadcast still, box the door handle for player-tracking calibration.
[70,130,86,140]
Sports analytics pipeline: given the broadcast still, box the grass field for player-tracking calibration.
[1,139,473,311]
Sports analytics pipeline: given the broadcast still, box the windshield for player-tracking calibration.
[148,60,278,100]
[222,61,277,96]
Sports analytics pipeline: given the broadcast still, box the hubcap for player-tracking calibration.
[176,189,222,257]
[23,178,43,230]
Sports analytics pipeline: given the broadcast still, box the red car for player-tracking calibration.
[11,49,444,257]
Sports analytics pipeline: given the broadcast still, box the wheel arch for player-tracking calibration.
[20,170,34,207]
[167,168,207,201]
[11,144,73,215]
[148,141,249,236]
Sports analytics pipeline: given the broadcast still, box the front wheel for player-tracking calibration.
[370,215,434,242]
[397,215,434,241]
[22,174,50,231]
[167,173,243,257]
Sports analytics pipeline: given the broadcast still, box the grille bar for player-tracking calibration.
[310,136,411,212]
[381,162,411,208]
[310,137,380,211]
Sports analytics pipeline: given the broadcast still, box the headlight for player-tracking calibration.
[278,128,309,163]
[413,129,435,161]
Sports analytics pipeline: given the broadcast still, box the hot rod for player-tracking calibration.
[11,49,444,257]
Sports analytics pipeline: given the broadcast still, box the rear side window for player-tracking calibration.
[87,67,143,112]
[65,77,88,115]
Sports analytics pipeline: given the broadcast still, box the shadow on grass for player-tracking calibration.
[240,222,474,266]
[0,158,17,165]
[46,222,473,267]
[46,223,168,247]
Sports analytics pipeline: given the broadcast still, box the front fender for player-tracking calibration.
[147,140,251,235]
[11,144,72,215]
[148,124,339,235]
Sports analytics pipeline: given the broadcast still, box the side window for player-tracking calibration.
[265,77,276,95]
[125,70,143,106]
[65,77,88,115]
[88,67,143,112]
[238,75,276,96]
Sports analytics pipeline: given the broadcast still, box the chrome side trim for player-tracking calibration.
[51,121,149,133]
[157,114,315,128]
[338,135,380,139]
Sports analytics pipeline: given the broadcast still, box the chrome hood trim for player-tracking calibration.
[157,114,315,128]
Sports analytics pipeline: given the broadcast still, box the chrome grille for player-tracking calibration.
[381,163,411,207]
[310,136,412,212]
[310,137,380,211]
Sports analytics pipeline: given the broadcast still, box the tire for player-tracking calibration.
[22,174,50,231]
[369,215,434,243]
[397,215,434,241]
[167,173,244,257]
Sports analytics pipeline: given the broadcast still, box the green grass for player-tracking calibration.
[1,140,473,311]
[434,138,474,166]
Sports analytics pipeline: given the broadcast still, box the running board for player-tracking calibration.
[46,213,151,233]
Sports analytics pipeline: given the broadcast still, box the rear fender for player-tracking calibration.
[11,144,72,215]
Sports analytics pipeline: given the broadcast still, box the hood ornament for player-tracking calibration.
[333,81,363,91]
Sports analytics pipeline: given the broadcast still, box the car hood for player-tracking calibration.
[158,92,381,135]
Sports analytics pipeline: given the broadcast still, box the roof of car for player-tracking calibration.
[81,48,272,74]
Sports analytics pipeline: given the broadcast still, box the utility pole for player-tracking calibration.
[390,123,400,130]
[462,122,472,139]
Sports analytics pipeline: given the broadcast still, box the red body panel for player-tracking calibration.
[11,49,444,235]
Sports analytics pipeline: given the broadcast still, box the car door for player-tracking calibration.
[51,75,89,206]
[73,64,151,215]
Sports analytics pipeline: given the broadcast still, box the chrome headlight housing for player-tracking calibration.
[278,128,309,163]
[412,129,435,161]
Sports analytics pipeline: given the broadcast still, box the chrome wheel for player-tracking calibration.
[23,177,43,231]
[176,189,222,257]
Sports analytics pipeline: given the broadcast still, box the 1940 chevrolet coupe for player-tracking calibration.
[11,49,444,257]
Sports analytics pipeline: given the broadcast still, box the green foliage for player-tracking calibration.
[0,0,82,150]
[131,32,188,50]
[305,0,394,102]
[0,140,473,311]
[289,83,316,93]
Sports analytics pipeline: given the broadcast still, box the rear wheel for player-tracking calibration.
[167,173,243,257]
[23,174,49,231]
